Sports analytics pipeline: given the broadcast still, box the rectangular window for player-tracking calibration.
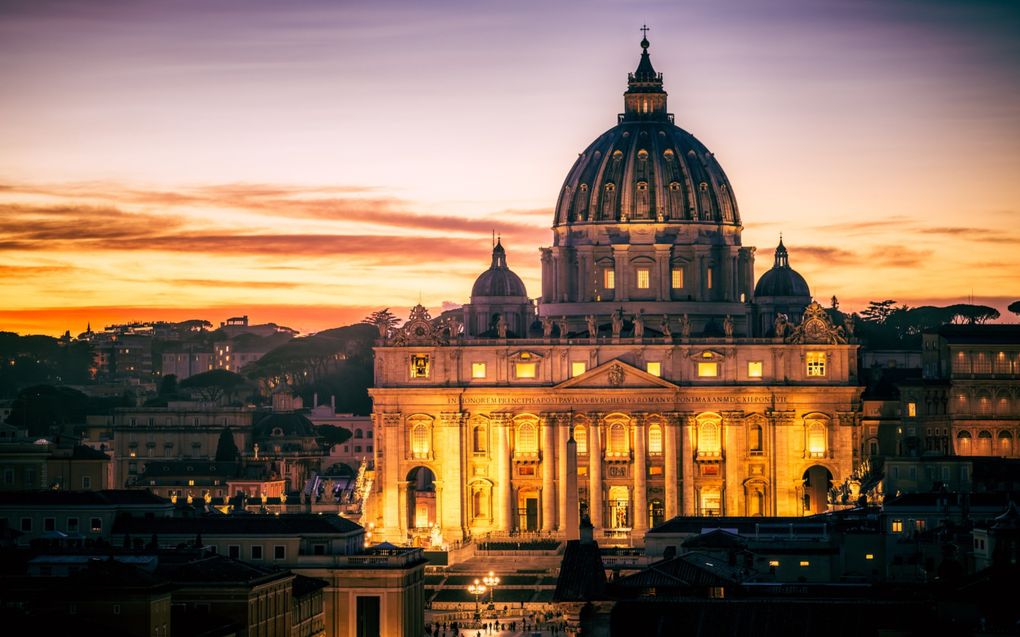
[865,553,874,560]
[649,466,663,476]
[21,518,32,532]
[471,362,486,379]
[571,361,587,377]
[81,476,92,489]
[2,469,12,485]
[707,268,714,289]
[769,560,780,567]
[274,545,286,560]
[228,545,240,559]
[646,361,661,377]
[891,519,903,533]
[636,268,650,289]
[915,519,926,532]
[747,361,763,378]
[671,267,684,289]
[799,561,810,567]
[907,402,917,417]
[806,351,827,377]
[356,596,381,637]
[697,362,719,377]
[67,517,78,533]
[515,362,537,379]
[44,517,55,532]
[90,518,102,533]
[603,268,615,289]
[409,354,430,379]
[251,545,263,560]
[312,543,326,556]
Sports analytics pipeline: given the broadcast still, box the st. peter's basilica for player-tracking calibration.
[368,35,861,545]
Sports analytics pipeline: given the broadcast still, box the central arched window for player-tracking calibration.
[648,423,663,455]
[999,431,1013,456]
[978,430,993,455]
[516,422,538,455]
[573,424,588,454]
[411,423,430,458]
[697,415,721,456]
[607,422,628,456]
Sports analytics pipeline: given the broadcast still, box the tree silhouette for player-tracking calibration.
[179,369,248,403]
[215,427,240,462]
[1008,300,1020,318]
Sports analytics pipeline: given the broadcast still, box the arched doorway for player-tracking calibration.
[648,498,665,529]
[608,486,630,529]
[802,466,832,515]
[405,466,436,531]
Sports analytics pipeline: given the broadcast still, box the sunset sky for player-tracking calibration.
[1,0,1018,336]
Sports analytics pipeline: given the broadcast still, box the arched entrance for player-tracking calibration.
[802,466,832,515]
[405,466,436,531]
[648,498,665,529]
[608,486,630,529]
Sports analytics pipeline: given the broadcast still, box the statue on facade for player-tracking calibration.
[611,308,624,338]
[586,314,598,339]
[678,314,691,338]
[633,310,645,339]
[541,316,554,338]
[843,314,855,338]
[558,316,569,339]
[660,315,672,342]
[447,315,462,339]
[723,315,734,338]
[496,314,508,338]
[774,313,789,338]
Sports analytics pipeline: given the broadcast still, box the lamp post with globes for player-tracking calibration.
[467,579,487,624]
[482,571,500,610]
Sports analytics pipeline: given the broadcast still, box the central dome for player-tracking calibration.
[553,37,740,228]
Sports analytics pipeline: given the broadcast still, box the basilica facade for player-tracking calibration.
[368,36,862,545]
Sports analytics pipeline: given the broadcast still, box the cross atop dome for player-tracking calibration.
[624,26,667,121]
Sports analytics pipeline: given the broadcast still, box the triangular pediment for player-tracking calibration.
[555,359,677,390]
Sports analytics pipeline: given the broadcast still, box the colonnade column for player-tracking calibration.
[541,414,556,532]
[681,414,696,515]
[632,418,648,534]
[589,416,604,529]
[557,419,569,533]
[612,245,630,302]
[382,414,401,536]
[397,481,409,536]
[663,413,679,521]
[494,413,513,532]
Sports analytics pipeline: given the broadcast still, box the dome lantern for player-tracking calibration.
[624,28,668,122]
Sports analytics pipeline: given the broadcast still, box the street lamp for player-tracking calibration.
[482,571,500,610]
[467,578,487,623]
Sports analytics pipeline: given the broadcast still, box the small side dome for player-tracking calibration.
[754,238,810,298]
[471,239,528,298]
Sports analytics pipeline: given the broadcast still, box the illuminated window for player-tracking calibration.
[410,354,430,379]
[603,268,615,289]
[516,422,538,454]
[697,417,721,456]
[515,362,537,379]
[411,423,430,458]
[865,553,874,560]
[799,561,810,567]
[907,402,916,417]
[607,422,628,456]
[573,424,588,454]
[671,268,684,288]
[646,361,661,377]
[891,519,903,533]
[807,421,826,457]
[707,268,714,289]
[187,479,195,487]
[648,424,663,454]
[806,352,826,377]
[636,269,650,289]
[697,362,719,377]
[747,361,763,378]
[471,362,486,379]
[571,361,587,377]
[769,560,780,567]
[915,519,926,532]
